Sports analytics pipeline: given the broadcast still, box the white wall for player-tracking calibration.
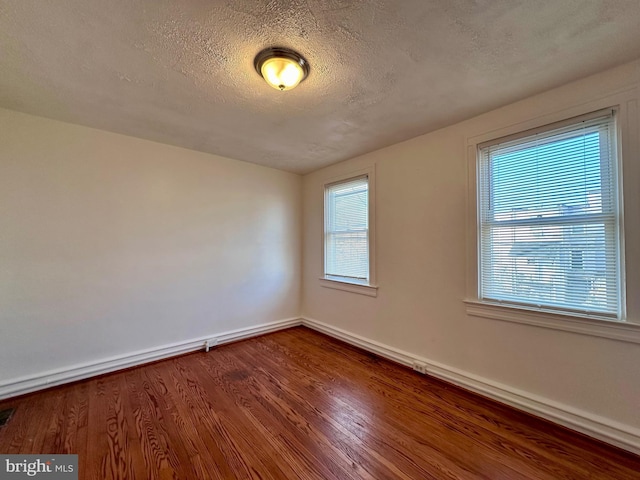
[0,108,301,384]
[302,60,640,432]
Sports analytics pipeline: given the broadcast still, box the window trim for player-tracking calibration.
[465,89,640,340]
[464,299,640,344]
[320,165,377,297]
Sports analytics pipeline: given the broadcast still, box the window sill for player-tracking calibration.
[319,277,378,297]
[464,300,640,344]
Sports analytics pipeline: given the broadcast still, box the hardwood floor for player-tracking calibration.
[0,326,638,479]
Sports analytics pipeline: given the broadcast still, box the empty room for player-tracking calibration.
[1,1,640,479]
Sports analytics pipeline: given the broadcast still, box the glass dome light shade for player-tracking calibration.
[254,47,310,91]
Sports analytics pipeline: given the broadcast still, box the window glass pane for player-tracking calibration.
[327,232,368,279]
[482,223,615,313]
[479,114,620,316]
[491,131,606,219]
[325,177,369,280]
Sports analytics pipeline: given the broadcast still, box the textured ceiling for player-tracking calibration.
[1,1,640,174]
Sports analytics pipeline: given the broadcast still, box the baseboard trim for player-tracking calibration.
[0,317,302,400]
[301,316,640,456]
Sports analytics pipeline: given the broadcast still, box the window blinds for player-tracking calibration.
[325,176,369,281]
[478,112,621,317]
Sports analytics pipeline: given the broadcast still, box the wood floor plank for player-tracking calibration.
[153,364,238,480]
[233,341,473,480]
[248,333,535,480]
[198,346,373,480]
[269,328,638,479]
[184,351,335,480]
[0,394,36,453]
[264,333,574,479]
[20,389,65,454]
[0,326,639,479]
[167,356,290,480]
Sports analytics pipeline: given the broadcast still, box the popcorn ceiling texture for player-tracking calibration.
[1,0,640,173]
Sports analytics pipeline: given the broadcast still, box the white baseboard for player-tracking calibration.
[301,316,640,456]
[0,317,302,400]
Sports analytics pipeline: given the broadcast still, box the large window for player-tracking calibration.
[477,110,623,318]
[324,175,370,283]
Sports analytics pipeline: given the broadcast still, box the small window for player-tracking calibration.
[477,110,623,318]
[324,175,370,284]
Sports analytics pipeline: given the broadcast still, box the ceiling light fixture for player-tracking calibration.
[254,47,310,91]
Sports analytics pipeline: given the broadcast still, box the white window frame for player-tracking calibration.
[320,166,377,297]
[465,91,640,344]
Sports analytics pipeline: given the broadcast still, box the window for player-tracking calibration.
[477,110,623,318]
[325,176,369,281]
[321,167,377,296]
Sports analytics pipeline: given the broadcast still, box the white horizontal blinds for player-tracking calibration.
[325,176,369,280]
[479,112,620,316]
